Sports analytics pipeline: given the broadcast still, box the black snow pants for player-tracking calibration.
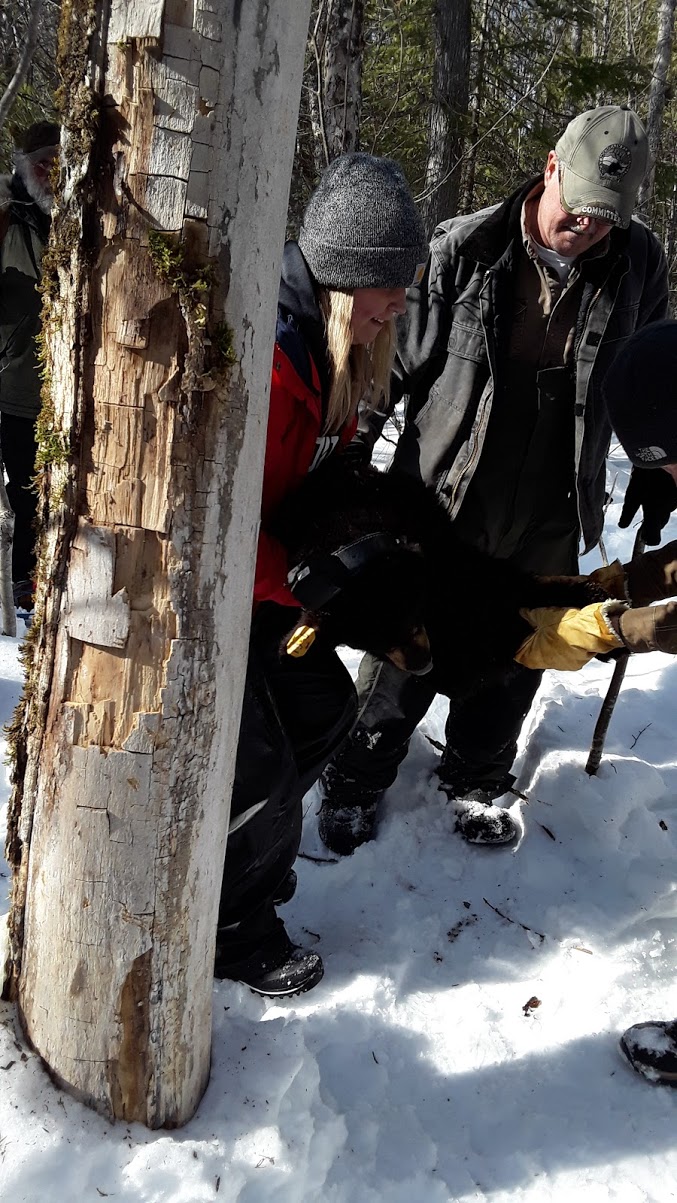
[216,602,357,960]
[0,412,38,587]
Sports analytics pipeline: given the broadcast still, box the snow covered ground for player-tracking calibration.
[2,444,677,1203]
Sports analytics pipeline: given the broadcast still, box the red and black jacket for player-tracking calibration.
[254,243,356,608]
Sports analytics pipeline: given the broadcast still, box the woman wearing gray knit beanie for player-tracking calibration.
[214,154,426,998]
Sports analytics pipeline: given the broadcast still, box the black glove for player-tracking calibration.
[618,467,677,546]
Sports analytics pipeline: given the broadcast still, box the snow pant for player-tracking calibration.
[324,519,580,803]
[0,412,38,586]
[216,602,357,961]
[329,653,543,800]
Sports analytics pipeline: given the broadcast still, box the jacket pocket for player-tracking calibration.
[447,322,488,365]
[602,301,639,344]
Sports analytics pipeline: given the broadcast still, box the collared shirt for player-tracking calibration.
[508,181,609,369]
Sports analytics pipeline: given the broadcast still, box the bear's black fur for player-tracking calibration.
[273,457,609,695]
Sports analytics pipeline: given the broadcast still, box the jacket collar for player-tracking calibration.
[278,241,332,402]
[457,175,630,270]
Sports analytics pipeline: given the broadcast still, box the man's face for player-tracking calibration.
[29,148,57,191]
[16,145,57,215]
[533,151,614,257]
[663,464,677,484]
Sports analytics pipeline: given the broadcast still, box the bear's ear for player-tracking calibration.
[280,610,323,658]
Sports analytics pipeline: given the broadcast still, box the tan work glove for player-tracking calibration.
[515,601,625,671]
[613,599,677,655]
[623,541,677,607]
[587,542,677,607]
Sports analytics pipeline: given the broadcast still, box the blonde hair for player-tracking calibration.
[319,288,396,435]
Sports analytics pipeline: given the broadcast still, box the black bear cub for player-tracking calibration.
[273,457,608,695]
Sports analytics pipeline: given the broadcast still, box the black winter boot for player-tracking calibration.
[437,781,520,845]
[317,762,382,856]
[620,1020,677,1085]
[214,922,323,997]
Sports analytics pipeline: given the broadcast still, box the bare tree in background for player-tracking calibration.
[638,0,677,213]
[419,0,471,235]
[323,0,365,158]
[0,0,59,165]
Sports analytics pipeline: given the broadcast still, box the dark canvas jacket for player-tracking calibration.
[376,178,669,554]
[0,175,50,420]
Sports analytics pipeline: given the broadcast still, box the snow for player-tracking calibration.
[2,443,677,1203]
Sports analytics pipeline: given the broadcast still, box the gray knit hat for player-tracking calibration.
[298,153,427,290]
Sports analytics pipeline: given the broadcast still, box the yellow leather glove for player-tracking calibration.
[515,600,626,671]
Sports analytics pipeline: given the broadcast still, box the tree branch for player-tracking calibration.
[0,0,46,134]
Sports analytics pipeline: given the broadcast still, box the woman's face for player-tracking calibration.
[350,287,407,345]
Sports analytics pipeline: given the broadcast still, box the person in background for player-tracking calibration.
[601,320,677,1087]
[317,105,671,856]
[214,154,427,997]
[0,120,59,612]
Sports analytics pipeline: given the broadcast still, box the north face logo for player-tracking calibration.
[634,445,668,463]
[598,143,631,180]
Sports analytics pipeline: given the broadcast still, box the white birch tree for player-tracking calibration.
[2,0,311,1129]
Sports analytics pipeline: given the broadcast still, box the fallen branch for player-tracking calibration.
[483,897,545,943]
[630,722,652,749]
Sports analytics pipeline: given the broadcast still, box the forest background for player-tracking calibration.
[3,0,677,297]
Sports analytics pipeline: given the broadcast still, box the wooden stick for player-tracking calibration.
[585,528,645,775]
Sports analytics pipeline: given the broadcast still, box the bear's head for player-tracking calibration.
[284,535,433,674]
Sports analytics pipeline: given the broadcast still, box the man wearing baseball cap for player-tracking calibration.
[319,106,670,854]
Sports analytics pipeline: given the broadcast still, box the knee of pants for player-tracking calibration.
[336,681,359,742]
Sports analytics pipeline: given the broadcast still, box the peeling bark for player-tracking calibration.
[4,0,311,1129]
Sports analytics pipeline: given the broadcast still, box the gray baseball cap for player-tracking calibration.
[555,106,648,229]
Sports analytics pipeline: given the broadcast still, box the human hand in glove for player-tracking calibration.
[588,541,677,606]
[619,467,677,546]
[613,600,677,655]
[623,540,677,606]
[516,596,677,669]
[515,601,625,671]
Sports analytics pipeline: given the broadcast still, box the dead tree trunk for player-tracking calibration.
[419,0,471,237]
[322,0,364,158]
[3,0,310,1129]
[461,0,490,214]
[638,0,677,213]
